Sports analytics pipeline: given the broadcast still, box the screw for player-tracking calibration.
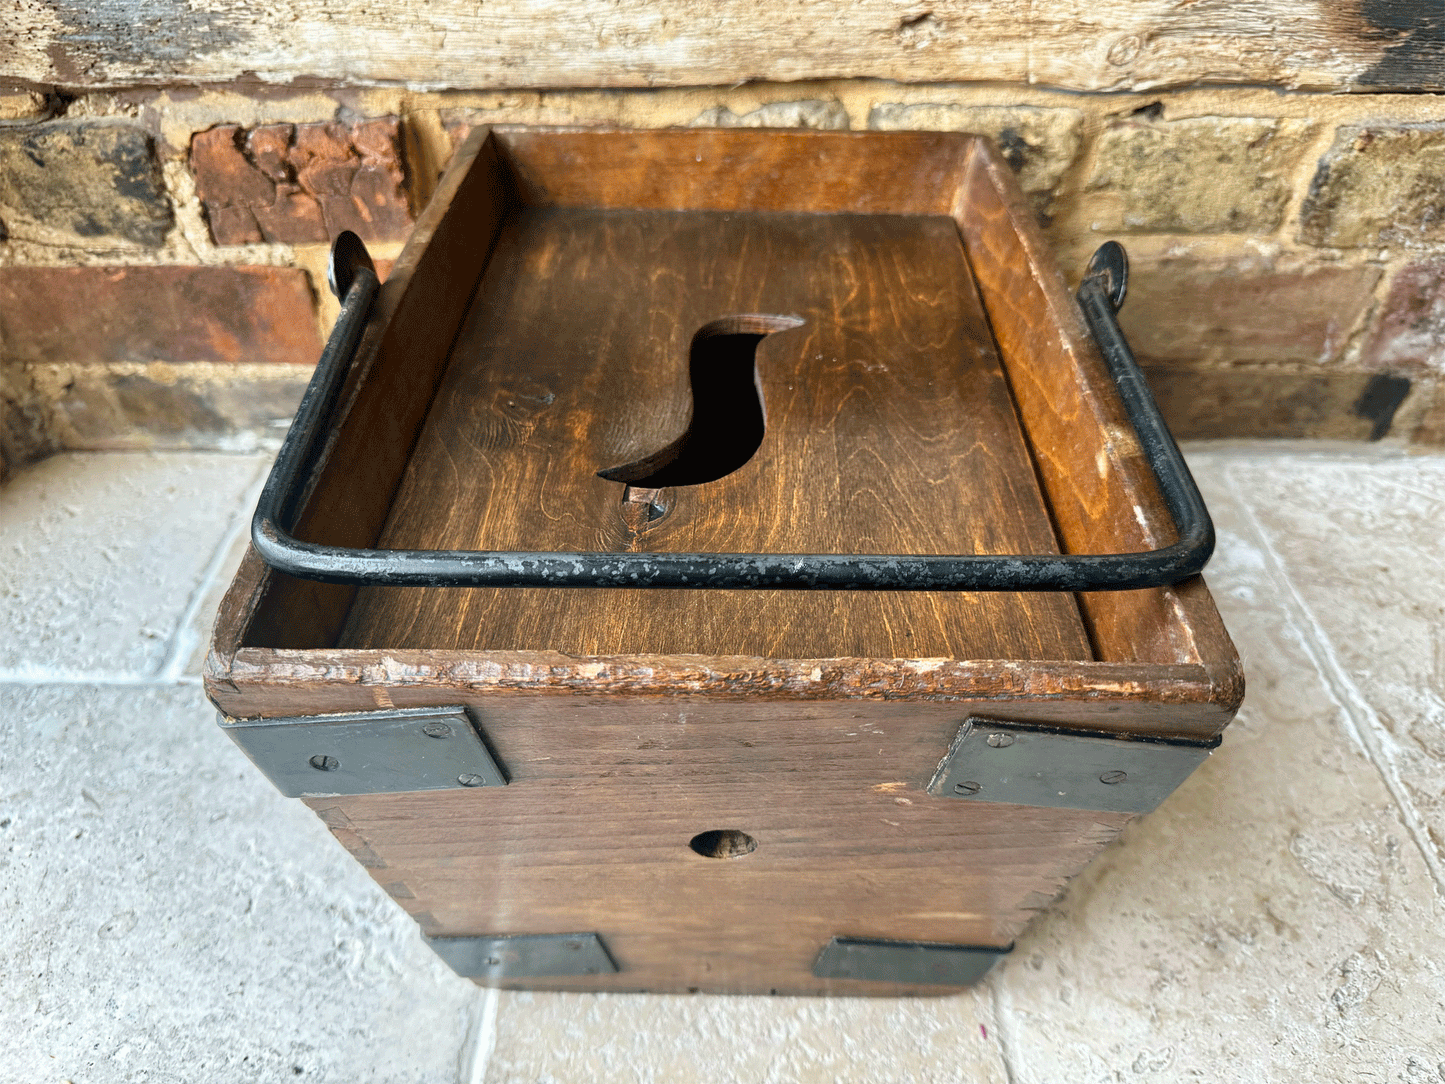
[953,780,982,796]
[985,733,1015,748]
[422,722,454,739]
[457,773,487,787]
[1099,770,1128,785]
[309,754,340,772]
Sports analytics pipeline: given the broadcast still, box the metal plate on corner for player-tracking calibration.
[927,717,1217,814]
[426,933,618,980]
[813,937,1007,987]
[218,706,507,797]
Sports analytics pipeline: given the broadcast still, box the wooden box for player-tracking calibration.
[206,127,1243,995]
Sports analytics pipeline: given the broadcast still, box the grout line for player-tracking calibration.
[1223,464,1445,896]
[0,669,203,687]
[988,975,1023,1084]
[155,458,272,683]
[464,986,500,1084]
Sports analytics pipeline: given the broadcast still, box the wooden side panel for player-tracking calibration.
[242,128,511,650]
[300,694,1131,995]
[209,647,1237,741]
[339,207,1090,661]
[497,128,973,216]
[956,138,1237,674]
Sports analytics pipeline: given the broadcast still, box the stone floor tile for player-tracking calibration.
[485,988,1007,1084]
[1223,451,1445,879]
[0,682,480,1084]
[0,452,268,680]
[182,514,259,676]
[992,462,1445,1083]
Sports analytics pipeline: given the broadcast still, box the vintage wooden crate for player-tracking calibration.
[206,127,1243,995]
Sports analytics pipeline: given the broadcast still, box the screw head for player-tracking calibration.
[309,754,340,772]
[953,780,982,796]
[985,732,1015,748]
[422,722,454,739]
[1099,770,1128,785]
[457,773,487,787]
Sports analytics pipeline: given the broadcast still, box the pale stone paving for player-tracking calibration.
[0,445,1440,1083]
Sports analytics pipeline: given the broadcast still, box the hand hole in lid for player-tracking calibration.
[598,314,803,489]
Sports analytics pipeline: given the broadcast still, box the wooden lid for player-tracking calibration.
[340,205,1091,662]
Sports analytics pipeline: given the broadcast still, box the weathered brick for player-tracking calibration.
[1,363,61,482]
[43,364,311,451]
[0,266,321,367]
[868,103,1081,214]
[688,100,849,130]
[1415,382,1445,445]
[0,90,48,121]
[191,118,412,246]
[1086,115,1312,233]
[1301,124,1445,248]
[1361,260,1445,375]
[0,121,172,247]
[1118,262,1380,366]
[1145,366,1417,442]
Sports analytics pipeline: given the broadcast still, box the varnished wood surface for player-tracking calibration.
[204,128,1244,996]
[210,641,1238,740]
[245,128,509,650]
[340,206,1091,661]
[500,127,969,217]
[303,695,1130,995]
[957,139,1240,674]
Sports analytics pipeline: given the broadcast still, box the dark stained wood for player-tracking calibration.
[339,207,1090,661]
[210,647,1236,741]
[243,126,511,649]
[956,138,1239,671]
[498,127,969,217]
[301,692,1128,995]
[205,128,1244,996]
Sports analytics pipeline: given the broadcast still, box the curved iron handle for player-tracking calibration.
[251,235,1212,591]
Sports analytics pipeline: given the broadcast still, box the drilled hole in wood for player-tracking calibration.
[598,314,803,489]
[688,829,759,859]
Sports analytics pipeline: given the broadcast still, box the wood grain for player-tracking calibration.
[244,127,509,650]
[209,643,1238,741]
[13,2,1431,93]
[204,127,1244,996]
[499,127,968,216]
[956,138,1239,672]
[339,206,1091,661]
[302,695,1130,995]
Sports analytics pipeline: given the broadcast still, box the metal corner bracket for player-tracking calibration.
[426,932,618,980]
[813,937,1009,986]
[216,705,508,798]
[927,716,1219,815]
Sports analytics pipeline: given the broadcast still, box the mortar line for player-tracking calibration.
[988,976,1023,1084]
[1223,463,1445,895]
[156,457,272,683]
[465,985,500,1084]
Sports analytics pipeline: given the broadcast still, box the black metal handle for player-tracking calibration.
[251,235,1212,591]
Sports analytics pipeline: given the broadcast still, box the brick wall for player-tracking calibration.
[3,81,1445,480]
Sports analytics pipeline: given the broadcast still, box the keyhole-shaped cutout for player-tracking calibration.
[598,314,803,489]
